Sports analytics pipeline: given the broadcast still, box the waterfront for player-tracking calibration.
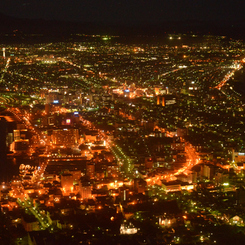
[233,69,245,96]
[4,156,37,182]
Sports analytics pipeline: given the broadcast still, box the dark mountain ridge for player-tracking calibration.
[0,13,245,42]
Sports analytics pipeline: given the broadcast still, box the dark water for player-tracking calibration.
[1,156,37,183]
[5,158,20,181]
[234,81,245,96]
[233,67,245,97]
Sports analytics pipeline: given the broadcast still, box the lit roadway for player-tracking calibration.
[32,162,47,185]
[214,61,242,90]
[57,57,95,75]
[158,67,187,79]
[7,70,39,83]
[17,198,51,230]
[78,114,134,175]
[80,114,227,184]
[97,119,200,181]
[80,111,201,181]
[174,143,200,176]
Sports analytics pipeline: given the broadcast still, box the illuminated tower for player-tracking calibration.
[2,47,5,59]
[162,97,165,107]
[157,96,160,105]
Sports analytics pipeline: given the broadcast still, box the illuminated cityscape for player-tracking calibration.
[0,29,245,244]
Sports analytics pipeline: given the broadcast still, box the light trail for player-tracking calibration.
[214,61,242,90]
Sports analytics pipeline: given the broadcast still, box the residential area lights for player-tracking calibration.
[0,34,245,244]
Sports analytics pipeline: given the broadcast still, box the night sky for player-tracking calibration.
[0,0,245,24]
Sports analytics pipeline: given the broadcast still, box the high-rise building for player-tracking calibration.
[2,47,5,59]
[79,178,92,199]
[51,128,79,146]
[61,172,74,195]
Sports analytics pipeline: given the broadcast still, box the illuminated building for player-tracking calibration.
[65,118,71,125]
[69,170,82,184]
[157,95,177,106]
[46,92,60,104]
[177,127,188,137]
[51,128,79,146]
[45,90,77,105]
[134,178,147,194]
[95,170,105,179]
[45,104,51,115]
[232,151,245,163]
[2,47,5,59]
[165,95,176,105]
[120,222,138,235]
[230,216,244,226]
[201,164,211,180]
[79,178,92,199]
[44,157,87,174]
[61,172,74,195]
[13,129,28,141]
[123,89,130,97]
[10,139,29,153]
[141,119,155,131]
[162,181,181,192]
[84,130,98,143]
[106,162,119,178]
[155,87,160,95]
[159,216,176,227]
[171,138,185,151]
[90,145,107,154]
[46,116,55,126]
[156,96,165,106]
[86,162,95,178]
[145,157,153,169]
[119,186,130,201]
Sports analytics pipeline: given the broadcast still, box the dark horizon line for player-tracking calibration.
[1,12,245,40]
[2,11,245,25]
